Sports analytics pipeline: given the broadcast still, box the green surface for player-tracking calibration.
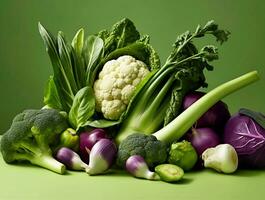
[0,1,265,200]
[1,154,265,200]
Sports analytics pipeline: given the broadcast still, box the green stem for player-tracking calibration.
[153,71,259,144]
[31,154,66,174]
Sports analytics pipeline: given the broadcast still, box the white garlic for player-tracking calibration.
[202,144,238,174]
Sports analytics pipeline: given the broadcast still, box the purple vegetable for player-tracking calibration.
[126,155,160,180]
[79,129,107,163]
[183,91,230,130]
[223,109,265,168]
[86,139,117,175]
[186,127,220,156]
[56,147,88,171]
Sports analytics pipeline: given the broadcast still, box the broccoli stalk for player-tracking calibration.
[14,139,65,174]
[0,109,69,174]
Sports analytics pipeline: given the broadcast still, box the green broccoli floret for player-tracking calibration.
[116,133,167,168]
[0,109,68,174]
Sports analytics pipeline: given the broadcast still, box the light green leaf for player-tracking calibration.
[83,119,120,128]
[69,86,95,129]
[43,76,62,110]
[71,28,84,56]
[83,35,104,84]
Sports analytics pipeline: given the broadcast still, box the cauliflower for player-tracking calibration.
[94,55,150,120]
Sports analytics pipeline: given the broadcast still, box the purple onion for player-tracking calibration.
[86,139,117,175]
[126,155,160,180]
[183,91,230,130]
[56,147,88,171]
[186,127,220,156]
[79,129,108,163]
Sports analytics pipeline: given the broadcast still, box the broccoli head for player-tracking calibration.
[116,133,167,168]
[0,109,68,174]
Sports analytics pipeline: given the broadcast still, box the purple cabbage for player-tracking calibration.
[223,109,265,168]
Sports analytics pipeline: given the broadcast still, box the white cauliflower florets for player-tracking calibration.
[94,55,150,120]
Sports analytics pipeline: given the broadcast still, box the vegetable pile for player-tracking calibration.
[0,18,263,183]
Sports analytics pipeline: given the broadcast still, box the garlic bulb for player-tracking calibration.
[202,144,238,173]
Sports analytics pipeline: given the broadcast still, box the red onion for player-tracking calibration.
[126,155,160,180]
[56,147,88,171]
[79,129,108,163]
[183,91,230,130]
[86,139,117,175]
[186,127,220,156]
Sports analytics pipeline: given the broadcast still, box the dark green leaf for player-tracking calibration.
[200,45,218,61]
[57,32,78,94]
[138,34,150,44]
[99,42,160,71]
[69,86,95,129]
[43,76,63,110]
[103,18,140,55]
[71,29,86,88]
[38,23,75,111]
[162,20,230,125]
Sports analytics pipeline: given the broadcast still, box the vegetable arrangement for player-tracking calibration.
[0,18,263,183]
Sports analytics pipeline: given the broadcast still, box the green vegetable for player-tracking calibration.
[117,71,259,168]
[39,23,79,112]
[153,71,259,144]
[168,140,198,171]
[39,18,160,128]
[93,55,150,120]
[69,86,95,129]
[116,20,230,143]
[83,35,104,85]
[155,164,184,182]
[43,76,63,110]
[0,109,68,174]
[116,133,167,168]
[57,128,79,152]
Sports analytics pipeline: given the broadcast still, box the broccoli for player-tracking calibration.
[0,109,69,174]
[116,133,167,168]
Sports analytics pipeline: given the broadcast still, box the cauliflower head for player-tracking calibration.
[94,55,150,120]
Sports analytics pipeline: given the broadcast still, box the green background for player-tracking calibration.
[0,0,265,199]
[0,0,264,134]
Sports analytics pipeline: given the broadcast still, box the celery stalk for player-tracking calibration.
[153,71,259,144]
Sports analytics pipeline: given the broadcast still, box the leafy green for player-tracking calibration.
[163,21,229,125]
[57,32,78,94]
[71,28,84,56]
[83,35,104,85]
[71,28,86,88]
[69,86,95,129]
[100,42,160,71]
[102,18,141,56]
[39,23,76,111]
[43,76,62,110]
[115,20,230,143]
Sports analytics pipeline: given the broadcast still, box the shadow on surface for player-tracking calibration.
[233,169,265,177]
